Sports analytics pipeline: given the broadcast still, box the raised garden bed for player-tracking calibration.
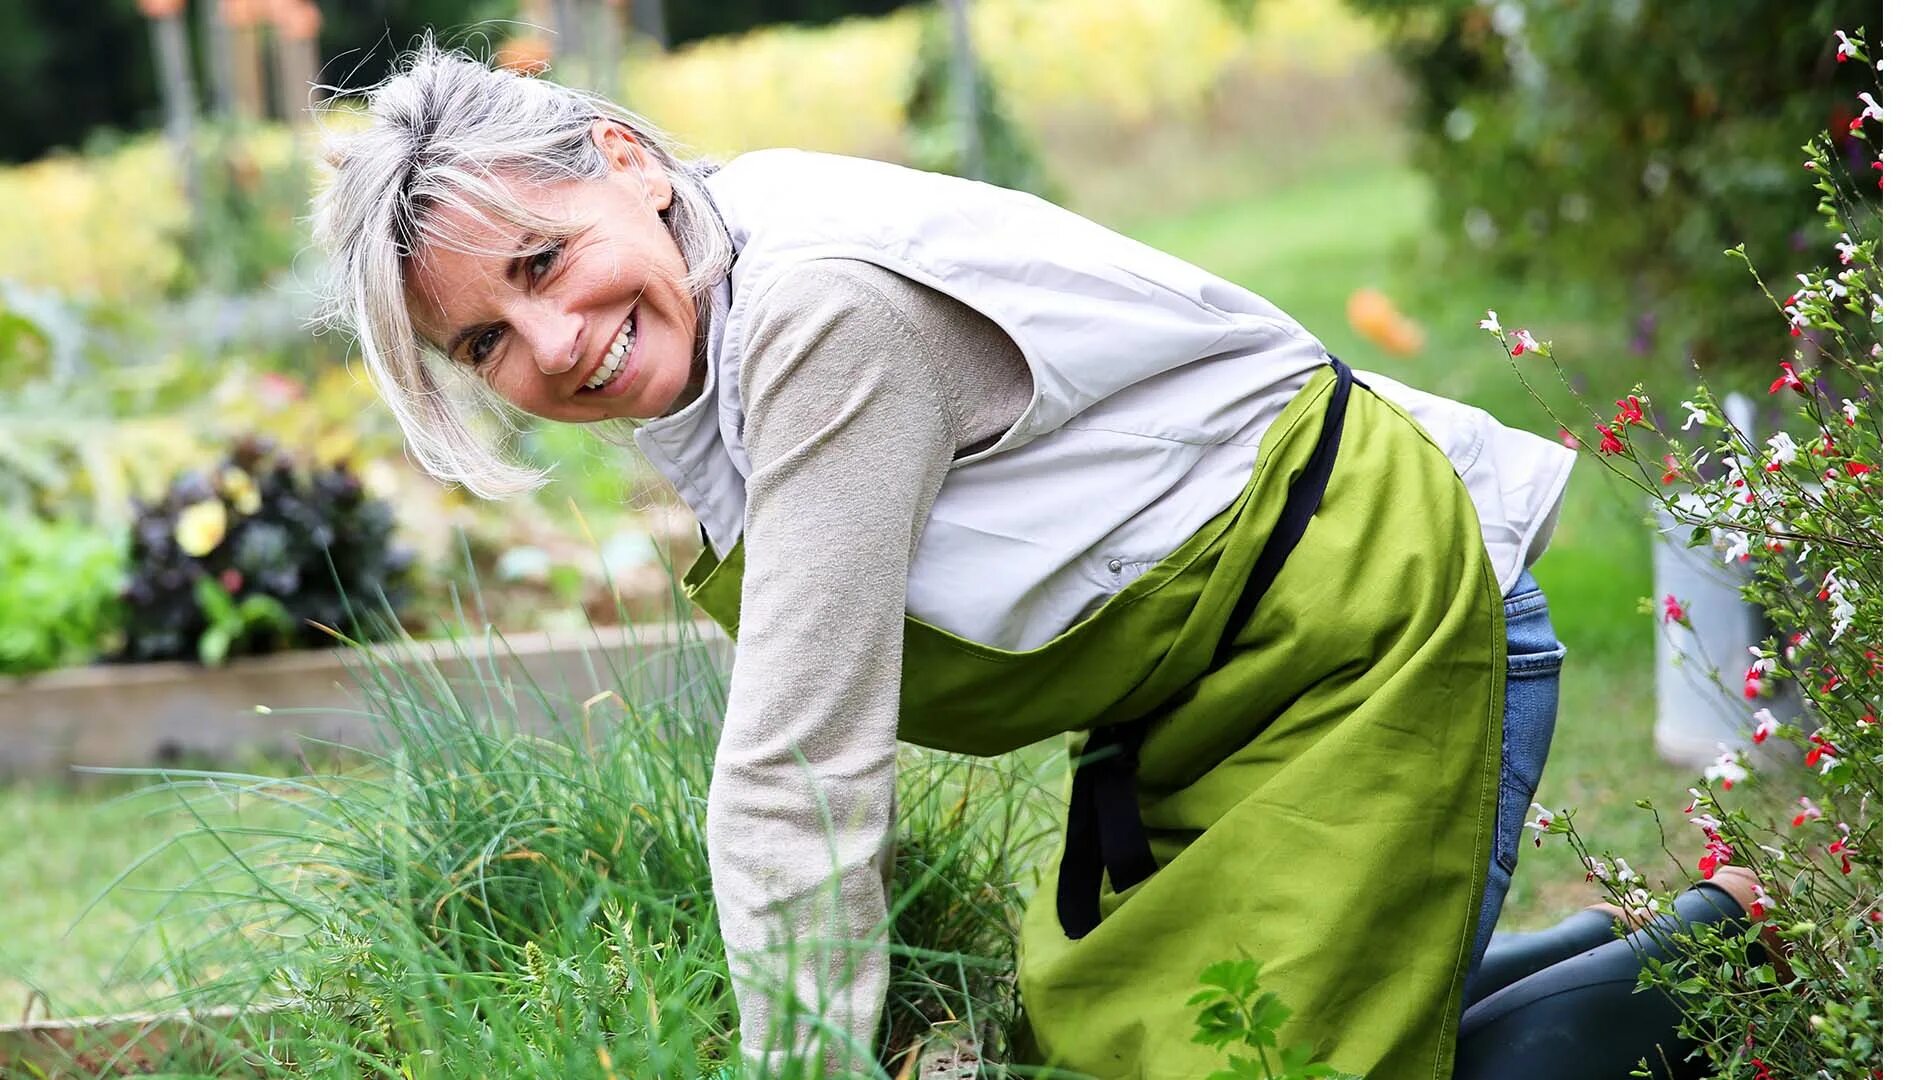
[0,622,733,777]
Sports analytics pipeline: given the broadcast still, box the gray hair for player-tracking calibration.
[312,38,733,498]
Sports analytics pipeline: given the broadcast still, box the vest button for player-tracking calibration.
[1106,557,1124,573]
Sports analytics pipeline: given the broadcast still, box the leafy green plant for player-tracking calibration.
[1491,29,1881,1078]
[1345,0,1880,368]
[192,574,294,667]
[0,513,126,675]
[1189,956,1362,1080]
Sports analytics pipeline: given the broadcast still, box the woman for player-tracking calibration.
[316,43,1749,1079]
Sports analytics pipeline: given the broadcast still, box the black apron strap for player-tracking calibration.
[1056,356,1363,941]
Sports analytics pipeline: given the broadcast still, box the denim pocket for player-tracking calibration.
[1493,586,1565,877]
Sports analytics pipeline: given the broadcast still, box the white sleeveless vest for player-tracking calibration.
[633,150,1575,651]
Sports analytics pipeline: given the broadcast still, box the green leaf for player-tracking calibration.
[198,625,233,668]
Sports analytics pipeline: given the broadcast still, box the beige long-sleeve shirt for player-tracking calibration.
[704,257,1030,1072]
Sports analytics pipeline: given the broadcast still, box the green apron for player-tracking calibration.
[682,362,1506,1078]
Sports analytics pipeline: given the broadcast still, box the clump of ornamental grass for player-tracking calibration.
[82,564,1062,1078]
[1481,29,1881,1079]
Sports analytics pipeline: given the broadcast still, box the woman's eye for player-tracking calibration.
[470,326,503,364]
[528,242,562,281]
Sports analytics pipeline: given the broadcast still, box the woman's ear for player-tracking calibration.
[592,119,673,213]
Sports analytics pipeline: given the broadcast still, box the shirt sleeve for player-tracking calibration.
[707,259,963,1073]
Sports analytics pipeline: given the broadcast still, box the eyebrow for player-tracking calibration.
[442,231,540,357]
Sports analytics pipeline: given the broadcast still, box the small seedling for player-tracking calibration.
[1188,955,1363,1080]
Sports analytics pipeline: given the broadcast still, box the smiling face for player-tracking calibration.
[405,121,702,423]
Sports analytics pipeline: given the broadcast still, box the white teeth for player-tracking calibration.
[585,314,635,391]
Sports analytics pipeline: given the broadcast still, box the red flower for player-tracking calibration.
[1614,395,1645,426]
[1805,734,1840,768]
[1846,461,1875,477]
[1828,837,1856,875]
[1661,453,1682,485]
[219,567,244,594]
[1661,594,1689,625]
[1751,1059,1775,1080]
[1595,423,1626,455]
[1698,826,1735,877]
[1769,361,1806,395]
[1873,160,1884,189]
[1557,427,1580,450]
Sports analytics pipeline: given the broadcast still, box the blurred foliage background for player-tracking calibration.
[0,0,1883,1020]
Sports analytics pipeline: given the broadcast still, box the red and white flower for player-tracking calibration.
[1748,881,1776,921]
[1851,91,1883,130]
[1510,328,1544,356]
[1704,750,1748,791]
[1765,431,1798,470]
[1828,822,1856,875]
[1524,802,1555,846]
[1835,30,1861,63]
[1791,796,1823,827]
[1836,233,1859,265]
[1751,708,1781,744]
[1841,399,1860,425]
[1769,361,1807,395]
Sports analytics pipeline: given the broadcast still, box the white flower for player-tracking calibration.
[1680,400,1708,430]
[1825,277,1849,301]
[1689,813,1724,830]
[1584,856,1612,882]
[1858,91,1884,122]
[1624,888,1662,920]
[1683,787,1709,814]
[1704,750,1749,790]
[1871,343,1882,359]
[1766,431,1798,468]
[1842,399,1861,424]
[1747,646,1777,677]
[1525,802,1554,832]
[1823,572,1858,643]
[1478,309,1503,334]
[1759,844,1787,861]
[1870,293,1883,324]
[1724,532,1751,563]
[1613,857,1642,885]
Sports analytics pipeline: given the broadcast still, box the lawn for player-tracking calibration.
[0,142,1705,1030]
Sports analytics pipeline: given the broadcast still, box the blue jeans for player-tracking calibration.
[1467,568,1565,978]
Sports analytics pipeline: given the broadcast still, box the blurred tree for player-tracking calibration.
[3,0,922,162]
[903,2,1053,200]
[1343,0,1882,367]
[0,0,157,161]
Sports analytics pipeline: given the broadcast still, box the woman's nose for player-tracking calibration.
[525,313,586,377]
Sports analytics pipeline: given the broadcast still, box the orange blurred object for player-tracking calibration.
[1346,287,1425,358]
[219,0,263,27]
[276,0,322,39]
[137,0,188,17]
[497,36,554,75]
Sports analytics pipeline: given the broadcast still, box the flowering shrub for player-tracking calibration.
[1351,0,1881,369]
[119,435,415,664]
[1480,30,1881,1077]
